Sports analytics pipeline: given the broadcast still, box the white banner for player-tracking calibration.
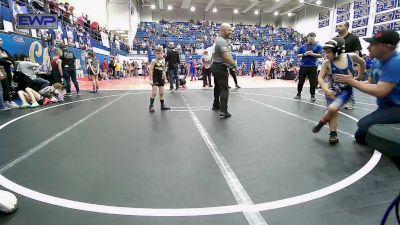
[100,31,110,48]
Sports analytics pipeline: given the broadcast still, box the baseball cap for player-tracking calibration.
[364,30,400,45]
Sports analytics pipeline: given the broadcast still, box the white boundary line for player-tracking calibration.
[237,94,354,137]
[0,93,128,174]
[0,91,382,217]
[179,93,268,225]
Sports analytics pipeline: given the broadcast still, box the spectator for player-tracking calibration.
[60,42,80,96]
[16,54,50,90]
[50,48,63,84]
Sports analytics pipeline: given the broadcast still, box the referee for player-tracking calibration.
[211,23,235,118]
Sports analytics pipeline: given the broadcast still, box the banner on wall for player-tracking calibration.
[318,11,330,20]
[8,0,30,35]
[336,13,350,23]
[373,23,392,33]
[376,0,397,12]
[375,10,396,23]
[353,17,369,28]
[337,3,351,15]
[100,32,110,48]
[393,21,400,30]
[318,20,330,28]
[351,27,368,37]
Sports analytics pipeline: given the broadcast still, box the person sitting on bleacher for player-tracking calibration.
[16,55,50,91]
[334,30,400,145]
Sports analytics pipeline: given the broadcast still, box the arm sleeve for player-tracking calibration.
[380,59,400,84]
[297,46,304,54]
[217,39,229,53]
[317,45,323,54]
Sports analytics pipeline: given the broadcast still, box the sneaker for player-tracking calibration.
[20,102,29,109]
[236,85,241,88]
[219,111,232,118]
[329,135,339,145]
[161,105,170,110]
[149,105,155,113]
[0,106,11,111]
[89,90,96,93]
[209,85,213,87]
[312,122,325,133]
[311,95,316,102]
[343,103,354,110]
[77,92,82,96]
[65,93,72,97]
[228,86,231,89]
[43,98,50,106]
[294,94,301,100]
[6,101,19,109]
[29,102,40,108]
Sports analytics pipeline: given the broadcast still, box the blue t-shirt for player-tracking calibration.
[371,52,400,108]
[297,43,322,67]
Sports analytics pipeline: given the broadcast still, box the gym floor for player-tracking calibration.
[0,84,399,225]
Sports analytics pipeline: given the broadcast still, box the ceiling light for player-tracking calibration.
[254,10,259,15]
[316,0,321,4]
[299,0,304,3]
[150,4,155,9]
[234,9,239,14]
[190,6,195,11]
[212,7,217,13]
[274,11,279,16]
[276,0,280,1]
[288,12,293,17]
[167,5,173,10]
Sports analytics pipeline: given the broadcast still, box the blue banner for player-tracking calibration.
[392,21,400,31]
[373,23,392,33]
[354,0,371,8]
[318,19,330,28]
[318,11,330,21]
[353,17,369,28]
[351,28,368,37]
[376,0,397,12]
[336,13,350,23]
[375,10,395,23]
[337,3,351,15]
[354,7,370,18]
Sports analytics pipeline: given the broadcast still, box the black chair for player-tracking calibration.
[366,124,400,225]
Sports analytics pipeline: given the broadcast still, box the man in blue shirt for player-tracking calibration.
[334,30,400,144]
[295,32,323,102]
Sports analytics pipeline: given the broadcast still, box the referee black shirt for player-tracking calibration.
[166,48,180,69]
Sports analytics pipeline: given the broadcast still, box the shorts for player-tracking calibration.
[326,89,353,108]
[152,76,165,87]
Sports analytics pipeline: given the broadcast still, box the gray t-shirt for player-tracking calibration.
[201,55,212,69]
[213,36,230,64]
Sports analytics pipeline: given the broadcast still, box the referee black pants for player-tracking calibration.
[297,66,318,96]
[211,63,229,113]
